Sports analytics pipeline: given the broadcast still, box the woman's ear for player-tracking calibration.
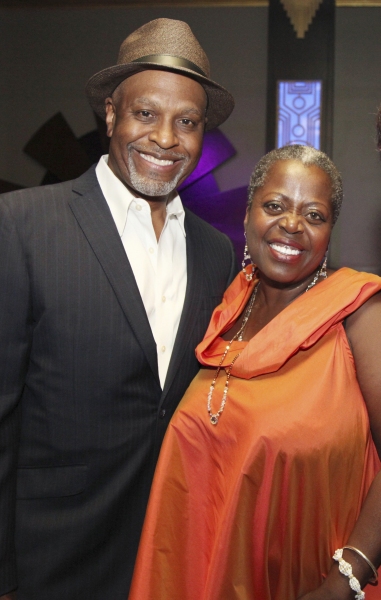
[243,207,250,228]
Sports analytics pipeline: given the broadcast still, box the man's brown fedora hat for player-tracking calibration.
[85,18,234,131]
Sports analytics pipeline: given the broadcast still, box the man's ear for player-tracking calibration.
[105,98,115,138]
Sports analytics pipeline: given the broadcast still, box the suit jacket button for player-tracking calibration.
[159,409,166,419]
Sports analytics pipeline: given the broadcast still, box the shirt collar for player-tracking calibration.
[95,155,186,237]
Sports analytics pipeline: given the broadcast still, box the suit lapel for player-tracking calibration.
[68,168,159,383]
[161,210,204,399]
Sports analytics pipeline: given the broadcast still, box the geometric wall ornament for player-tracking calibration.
[277,80,321,148]
[280,0,324,38]
[266,0,335,156]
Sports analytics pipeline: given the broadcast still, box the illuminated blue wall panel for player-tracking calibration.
[277,81,322,149]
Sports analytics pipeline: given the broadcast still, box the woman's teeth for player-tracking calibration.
[270,243,302,256]
[140,153,174,166]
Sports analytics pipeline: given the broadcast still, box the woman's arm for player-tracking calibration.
[299,291,381,599]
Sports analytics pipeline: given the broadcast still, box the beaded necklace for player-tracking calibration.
[207,263,327,426]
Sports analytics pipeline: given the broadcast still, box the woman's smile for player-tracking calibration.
[269,242,302,257]
[267,238,305,263]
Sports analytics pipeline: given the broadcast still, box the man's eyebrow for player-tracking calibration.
[132,98,204,116]
[180,107,204,116]
[132,97,159,108]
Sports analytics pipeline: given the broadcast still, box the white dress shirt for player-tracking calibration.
[96,155,187,389]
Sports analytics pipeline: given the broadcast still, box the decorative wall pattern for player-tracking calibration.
[280,0,323,38]
[277,81,321,148]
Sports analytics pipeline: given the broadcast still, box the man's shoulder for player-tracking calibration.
[184,207,231,245]
[0,180,72,204]
[0,166,99,208]
[184,207,238,282]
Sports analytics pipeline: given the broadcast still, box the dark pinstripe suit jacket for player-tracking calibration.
[0,166,236,600]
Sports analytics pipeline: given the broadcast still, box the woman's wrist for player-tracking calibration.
[317,567,361,600]
[333,549,365,599]
[318,547,376,600]
[342,547,378,585]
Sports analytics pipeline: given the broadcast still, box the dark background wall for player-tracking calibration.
[1,6,380,271]
[333,8,381,272]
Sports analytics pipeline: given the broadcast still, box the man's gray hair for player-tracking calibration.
[247,145,343,225]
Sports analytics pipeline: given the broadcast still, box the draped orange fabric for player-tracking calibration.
[129,268,381,600]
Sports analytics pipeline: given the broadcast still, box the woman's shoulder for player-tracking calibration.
[346,288,381,329]
[324,267,381,305]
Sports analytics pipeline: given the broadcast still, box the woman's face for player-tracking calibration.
[244,159,333,288]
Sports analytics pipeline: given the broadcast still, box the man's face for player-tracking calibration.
[105,70,207,201]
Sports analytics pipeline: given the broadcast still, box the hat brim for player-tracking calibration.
[85,62,234,131]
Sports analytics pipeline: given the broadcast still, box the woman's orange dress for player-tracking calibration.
[129,268,381,600]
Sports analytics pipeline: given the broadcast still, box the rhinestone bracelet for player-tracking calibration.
[333,548,365,600]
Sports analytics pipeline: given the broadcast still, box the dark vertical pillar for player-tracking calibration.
[266,0,335,156]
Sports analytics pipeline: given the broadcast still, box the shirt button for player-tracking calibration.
[159,409,166,419]
[136,204,142,211]
[161,346,166,353]
[162,296,166,303]
[149,247,154,254]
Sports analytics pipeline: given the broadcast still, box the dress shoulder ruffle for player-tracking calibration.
[196,267,381,379]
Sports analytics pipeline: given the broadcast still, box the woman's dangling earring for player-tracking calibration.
[242,232,255,281]
[320,249,328,279]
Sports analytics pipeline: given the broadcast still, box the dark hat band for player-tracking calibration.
[131,54,207,77]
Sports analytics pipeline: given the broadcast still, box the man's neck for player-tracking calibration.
[146,198,169,241]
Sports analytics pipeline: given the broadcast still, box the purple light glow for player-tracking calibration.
[179,128,247,262]
[179,129,236,190]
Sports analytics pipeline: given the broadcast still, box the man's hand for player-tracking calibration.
[0,593,17,599]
